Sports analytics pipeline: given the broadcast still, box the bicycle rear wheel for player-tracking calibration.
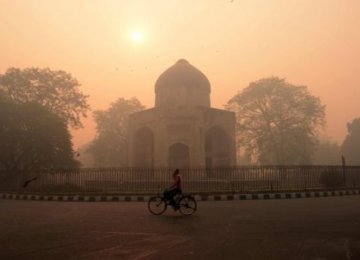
[178,195,197,216]
[148,196,167,215]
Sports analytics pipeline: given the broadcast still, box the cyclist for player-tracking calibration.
[164,169,182,210]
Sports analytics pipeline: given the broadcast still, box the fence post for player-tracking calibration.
[342,155,346,187]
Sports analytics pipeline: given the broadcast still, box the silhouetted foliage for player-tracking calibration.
[87,97,145,167]
[0,94,79,181]
[0,67,89,128]
[342,117,360,165]
[313,141,341,165]
[77,143,94,167]
[227,77,325,165]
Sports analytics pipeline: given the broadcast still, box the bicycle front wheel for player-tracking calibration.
[148,196,167,215]
[178,195,197,216]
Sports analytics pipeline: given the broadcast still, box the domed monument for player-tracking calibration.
[128,59,236,168]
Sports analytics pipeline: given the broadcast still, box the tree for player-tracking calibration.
[341,118,360,165]
[77,143,95,168]
[226,77,325,165]
[313,140,341,165]
[0,67,89,128]
[87,97,145,167]
[0,94,79,182]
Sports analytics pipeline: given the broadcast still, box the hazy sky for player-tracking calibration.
[1,0,359,148]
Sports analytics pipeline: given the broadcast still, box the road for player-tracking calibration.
[1,196,360,259]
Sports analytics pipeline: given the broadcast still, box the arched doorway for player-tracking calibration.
[168,143,190,168]
[205,126,230,168]
[133,127,154,167]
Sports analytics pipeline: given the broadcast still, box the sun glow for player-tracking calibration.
[130,30,145,44]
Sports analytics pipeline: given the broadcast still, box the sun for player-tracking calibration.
[130,30,145,44]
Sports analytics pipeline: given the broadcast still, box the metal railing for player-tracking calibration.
[1,166,360,194]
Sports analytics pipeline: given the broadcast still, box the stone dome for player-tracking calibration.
[155,59,211,108]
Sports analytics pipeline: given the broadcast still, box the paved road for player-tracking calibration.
[1,196,360,260]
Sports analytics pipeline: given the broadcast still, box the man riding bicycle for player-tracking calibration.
[148,169,197,215]
[164,169,182,210]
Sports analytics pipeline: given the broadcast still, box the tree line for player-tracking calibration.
[0,68,88,182]
[0,67,359,179]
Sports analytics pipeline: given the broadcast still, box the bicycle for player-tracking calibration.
[148,192,197,216]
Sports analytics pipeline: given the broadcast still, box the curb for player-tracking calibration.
[1,190,360,202]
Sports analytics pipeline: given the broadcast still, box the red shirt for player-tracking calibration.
[174,175,182,189]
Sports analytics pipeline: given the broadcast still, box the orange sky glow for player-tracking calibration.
[1,0,359,149]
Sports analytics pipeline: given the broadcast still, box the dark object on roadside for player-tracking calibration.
[320,169,343,189]
[23,177,38,188]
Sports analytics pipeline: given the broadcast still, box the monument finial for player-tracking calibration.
[176,59,189,64]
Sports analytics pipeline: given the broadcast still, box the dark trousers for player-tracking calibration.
[164,188,182,205]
